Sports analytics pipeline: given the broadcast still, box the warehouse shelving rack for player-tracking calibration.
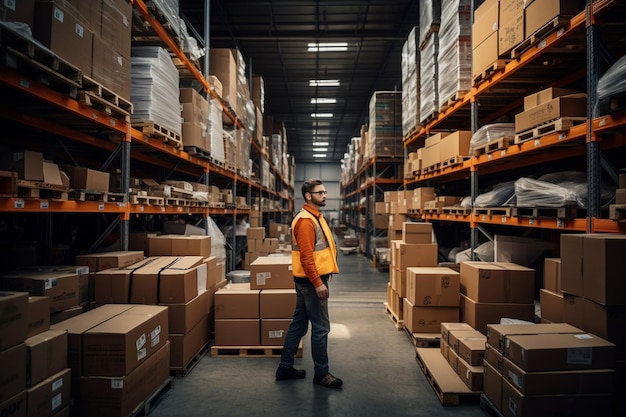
[403,0,626,256]
[0,0,293,268]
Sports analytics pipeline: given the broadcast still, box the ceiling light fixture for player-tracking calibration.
[313,147,328,152]
[312,141,329,146]
[312,153,327,158]
[309,79,340,87]
[310,98,337,104]
[311,113,333,118]
[308,42,348,52]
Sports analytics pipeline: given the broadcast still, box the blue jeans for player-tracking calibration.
[280,278,330,376]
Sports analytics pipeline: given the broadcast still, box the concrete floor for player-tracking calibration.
[150,250,484,417]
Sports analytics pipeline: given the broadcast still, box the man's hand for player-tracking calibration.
[315,283,329,300]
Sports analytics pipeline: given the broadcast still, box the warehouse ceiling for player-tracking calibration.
[180,0,419,164]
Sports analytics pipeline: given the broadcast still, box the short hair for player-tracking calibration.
[301,178,323,198]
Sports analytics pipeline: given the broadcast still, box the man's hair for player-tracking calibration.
[301,178,323,198]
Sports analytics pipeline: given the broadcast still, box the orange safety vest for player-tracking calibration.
[291,208,339,278]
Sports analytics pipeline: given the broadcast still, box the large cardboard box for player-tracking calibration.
[515,96,587,133]
[559,233,585,296]
[523,87,580,111]
[2,273,78,314]
[0,343,26,403]
[210,48,238,108]
[26,296,50,338]
[261,319,290,346]
[473,31,499,78]
[0,391,27,417]
[214,319,259,346]
[80,342,170,417]
[402,222,432,244]
[543,258,561,293]
[504,332,615,372]
[99,0,132,57]
[483,359,503,412]
[0,0,35,28]
[393,242,438,270]
[214,287,260,319]
[473,0,499,47]
[81,305,168,376]
[460,294,535,335]
[61,166,109,193]
[249,255,294,290]
[486,322,583,354]
[539,289,563,323]
[93,257,157,305]
[502,357,614,395]
[439,131,473,162]
[259,289,296,318]
[0,291,28,350]
[167,289,210,334]
[410,188,436,211]
[25,329,67,388]
[525,0,585,38]
[405,267,460,307]
[169,314,209,368]
[90,35,131,100]
[403,298,459,333]
[26,368,70,417]
[76,251,144,273]
[34,1,93,75]
[460,262,535,304]
[421,141,440,170]
[583,234,626,306]
[148,235,211,258]
[499,11,524,56]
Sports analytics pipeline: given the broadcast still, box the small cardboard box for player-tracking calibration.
[458,334,487,367]
[457,356,484,391]
[62,166,110,193]
[473,31,499,78]
[169,314,210,368]
[259,289,296,319]
[402,222,432,244]
[523,87,580,111]
[249,255,294,290]
[473,0,499,47]
[75,251,145,272]
[403,298,459,333]
[498,11,524,56]
[559,233,585,297]
[214,287,260,319]
[515,96,587,133]
[247,227,266,240]
[406,267,460,307]
[26,368,71,417]
[148,235,211,257]
[525,0,586,39]
[483,359,503,412]
[393,242,438,270]
[582,234,626,306]
[214,319,259,346]
[439,131,473,162]
[543,258,561,293]
[440,322,473,344]
[484,342,503,372]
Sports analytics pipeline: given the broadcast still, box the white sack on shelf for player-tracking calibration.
[594,52,626,117]
[474,181,515,208]
[469,123,515,154]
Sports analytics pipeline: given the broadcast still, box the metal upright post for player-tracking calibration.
[470,98,479,260]
[586,0,600,233]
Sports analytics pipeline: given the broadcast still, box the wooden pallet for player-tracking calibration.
[384,302,404,330]
[439,91,469,113]
[420,110,440,127]
[511,16,571,59]
[415,348,480,406]
[609,204,626,221]
[404,329,440,348]
[514,117,587,144]
[130,194,164,206]
[472,136,515,157]
[68,189,117,202]
[170,342,210,377]
[441,155,470,168]
[472,60,509,86]
[129,376,174,417]
[512,205,585,219]
[16,179,69,200]
[77,85,131,122]
[133,121,183,148]
[211,342,303,358]
[184,146,211,160]
[422,163,441,174]
[208,201,225,208]
[422,207,443,214]
[473,207,512,216]
[442,206,471,215]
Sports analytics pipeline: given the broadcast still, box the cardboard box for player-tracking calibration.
[499,11,524,56]
[0,291,28,350]
[25,329,67,387]
[249,255,294,290]
[460,294,535,335]
[167,289,210,334]
[483,359,503,412]
[99,0,132,57]
[457,356,484,391]
[410,188,436,211]
[388,214,408,231]
[6,150,44,181]
[0,343,26,403]
[268,223,289,239]
[539,289,563,323]
[125,256,179,305]
[501,378,613,417]
[486,322,583,354]
[75,251,145,272]
[261,319,290,346]
[393,242,438,270]
[214,287,260,319]
[209,49,238,107]
[169,314,210,368]
[440,322,473,344]
[80,342,170,417]
[91,34,132,100]
[583,234,626,306]
[390,267,406,298]
[515,96,587,133]
[523,87,581,111]
[26,368,70,417]
[0,0,35,28]
[504,332,615,372]
[525,0,585,38]
[543,258,561,293]
[448,329,483,353]
[259,289,296,318]
[473,0,499,47]
[460,262,535,304]
[214,319,259,346]
[473,31,499,78]
[34,1,93,75]
[439,131,473,162]
[26,296,50,338]
[148,235,211,257]
[458,335,487,366]
[402,222,432,244]
[0,391,27,417]
[403,298,459,333]
[1,273,78,314]
[405,267,460,307]
[93,257,157,305]
[485,342,503,372]
[61,166,109,193]
[246,227,265,240]
[559,233,585,296]
[421,141,440,170]
[82,305,168,376]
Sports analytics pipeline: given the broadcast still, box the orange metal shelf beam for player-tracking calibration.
[0,198,128,213]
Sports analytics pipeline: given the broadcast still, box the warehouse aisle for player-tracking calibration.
[150,251,483,417]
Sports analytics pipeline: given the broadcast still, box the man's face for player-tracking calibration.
[308,187,327,206]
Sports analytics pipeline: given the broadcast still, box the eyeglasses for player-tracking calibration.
[309,190,328,195]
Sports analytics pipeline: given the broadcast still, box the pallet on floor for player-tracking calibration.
[415,348,480,406]
[211,342,303,358]
[404,329,440,348]
[383,302,404,330]
[170,342,210,378]
[479,393,505,417]
[514,117,587,144]
[472,136,515,157]
[129,376,174,417]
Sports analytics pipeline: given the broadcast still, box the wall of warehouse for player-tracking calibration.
[294,162,342,225]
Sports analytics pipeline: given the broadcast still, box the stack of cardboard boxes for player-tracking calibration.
[244,224,289,269]
[419,0,441,123]
[401,27,420,138]
[514,87,586,137]
[440,322,486,392]
[368,92,403,158]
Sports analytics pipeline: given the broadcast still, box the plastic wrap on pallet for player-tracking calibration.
[420,34,439,123]
[474,181,515,208]
[419,0,442,46]
[469,123,515,154]
[236,129,251,178]
[206,216,226,266]
[208,98,225,163]
[131,46,181,135]
[594,53,626,117]
[151,0,182,39]
[437,39,472,105]
[515,171,615,208]
[402,27,420,136]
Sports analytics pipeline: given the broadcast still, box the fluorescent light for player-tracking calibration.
[309,79,340,87]
[313,147,328,152]
[311,113,333,118]
[312,153,327,158]
[311,98,337,104]
[312,141,329,146]
[308,42,348,52]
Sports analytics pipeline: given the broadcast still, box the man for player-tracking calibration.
[275,178,342,389]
